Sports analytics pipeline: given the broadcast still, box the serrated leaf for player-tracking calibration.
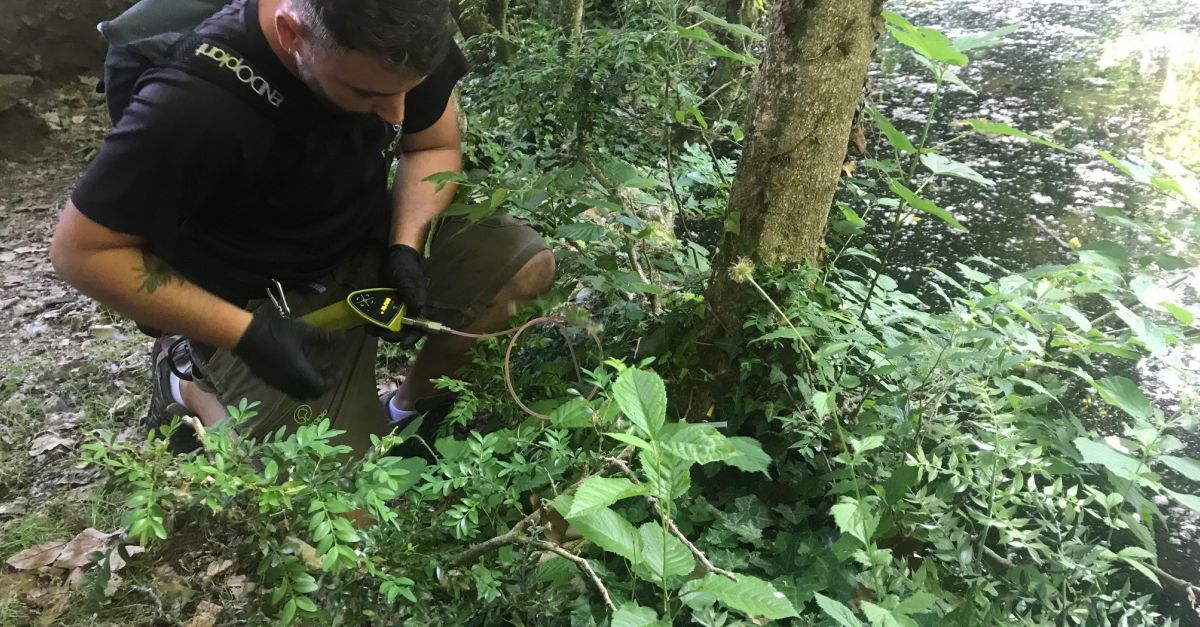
[1160,455,1200,481]
[1117,546,1156,560]
[612,603,662,627]
[1120,556,1161,586]
[830,497,878,546]
[636,523,694,583]
[659,423,737,464]
[613,368,667,438]
[1167,490,1200,515]
[921,154,994,187]
[889,180,967,232]
[1074,437,1143,481]
[952,24,1018,51]
[1091,376,1155,420]
[566,477,649,518]
[641,452,691,501]
[866,107,916,154]
[724,436,771,475]
[548,398,595,428]
[752,327,816,343]
[812,391,835,419]
[555,222,608,242]
[682,573,799,620]
[814,593,862,626]
[895,591,938,615]
[967,119,1074,153]
[606,431,653,449]
[566,506,641,563]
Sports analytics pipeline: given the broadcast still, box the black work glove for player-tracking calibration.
[377,244,429,348]
[234,311,343,399]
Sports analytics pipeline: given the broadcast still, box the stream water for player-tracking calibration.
[873,0,1200,620]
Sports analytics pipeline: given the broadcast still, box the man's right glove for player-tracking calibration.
[376,244,430,348]
[234,311,343,399]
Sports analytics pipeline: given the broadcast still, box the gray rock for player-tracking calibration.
[0,74,34,113]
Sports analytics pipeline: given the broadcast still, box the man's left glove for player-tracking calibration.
[377,244,429,347]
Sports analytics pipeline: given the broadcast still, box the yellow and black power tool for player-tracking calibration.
[298,288,452,334]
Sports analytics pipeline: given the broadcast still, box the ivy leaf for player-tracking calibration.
[611,603,663,627]
[814,593,862,627]
[865,107,916,154]
[635,523,694,583]
[723,436,771,475]
[1091,376,1155,420]
[967,119,1075,153]
[566,477,649,518]
[659,423,738,464]
[1160,455,1200,481]
[920,154,995,187]
[563,504,641,563]
[613,368,667,438]
[1074,438,1143,481]
[889,180,968,232]
[682,573,799,621]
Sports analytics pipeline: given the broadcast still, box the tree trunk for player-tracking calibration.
[559,0,585,38]
[695,0,880,393]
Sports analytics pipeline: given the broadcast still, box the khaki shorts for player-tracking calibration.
[190,214,548,456]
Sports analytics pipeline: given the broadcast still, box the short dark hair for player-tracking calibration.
[288,0,455,76]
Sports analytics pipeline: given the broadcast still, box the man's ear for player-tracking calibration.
[276,10,305,55]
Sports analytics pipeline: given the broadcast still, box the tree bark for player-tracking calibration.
[695,0,880,393]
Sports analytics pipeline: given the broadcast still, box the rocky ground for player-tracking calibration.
[0,76,235,626]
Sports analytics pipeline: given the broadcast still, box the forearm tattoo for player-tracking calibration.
[135,250,180,294]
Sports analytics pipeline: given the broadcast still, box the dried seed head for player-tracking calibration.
[729,257,755,284]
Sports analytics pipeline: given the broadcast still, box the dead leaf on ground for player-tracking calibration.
[203,558,233,583]
[25,586,70,626]
[27,432,74,456]
[52,528,118,569]
[6,540,69,570]
[184,600,223,627]
[224,574,255,600]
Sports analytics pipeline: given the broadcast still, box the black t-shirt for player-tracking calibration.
[71,0,468,303]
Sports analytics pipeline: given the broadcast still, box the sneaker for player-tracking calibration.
[146,335,200,454]
[381,392,498,460]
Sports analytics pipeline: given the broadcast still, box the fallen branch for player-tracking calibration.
[527,539,616,611]
[605,456,738,582]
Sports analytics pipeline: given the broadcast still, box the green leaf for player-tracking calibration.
[605,431,654,450]
[685,6,764,40]
[865,107,916,154]
[814,593,862,627]
[659,423,737,464]
[1161,456,1200,481]
[675,26,759,65]
[812,391,835,419]
[955,262,991,283]
[1117,546,1156,560]
[752,327,816,343]
[613,368,667,438]
[967,119,1074,153]
[548,398,595,428]
[1074,437,1143,481]
[830,497,879,546]
[1091,376,1155,420]
[952,24,1019,51]
[294,596,317,612]
[862,601,915,627]
[1161,302,1195,326]
[889,180,968,232]
[682,574,799,620]
[642,452,691,501]
[1078,240,1131,272]
[1119,555,1161,587]
[1093,206,1146,231]
[920,154,994,187]
[611,603,663,627]
[280,598,298,625]
[883,464,918,505]
[724,436,771,475]
[555,222,608,242]
[566,506,641,562]
[1167,490,1200,516]
[895,591,938,615]
[883,12,969,66]
[636,523,694,583]
[566,477,650,518]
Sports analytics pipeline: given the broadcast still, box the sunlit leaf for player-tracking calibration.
[659,423,737,464]
[830,497,878,546]
[636,523,693,582]
[612,603,663,627]
[1160,456,1200,481]
[1167,490,1200,516]
[865,107,917,154]
[560,502,641,563]
[613,368,667,437]
[567,477,650,518]
[883,12,969,66]
[967,119,1074,153]
[685,6,764,40]
[1091,376,1155,420]
[952,24,1019,52]
[1074,437,1143,481]
[921,154,994,186]
[889,180,968,232]
[682,574,799,620]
